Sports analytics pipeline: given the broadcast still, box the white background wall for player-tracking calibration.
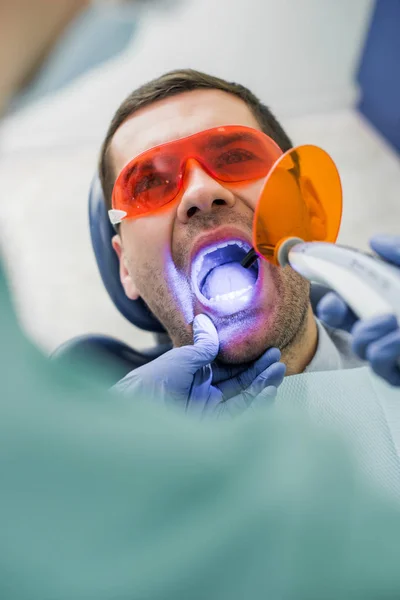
[0,0,374,150]
[135,0,374,115]
[1,0,399,354]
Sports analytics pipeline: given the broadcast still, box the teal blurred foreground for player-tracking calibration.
[2,263,400,599]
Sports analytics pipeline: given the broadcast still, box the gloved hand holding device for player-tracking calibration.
[237,139,399,388]
[114,314,286,418]
[317,234,400,386]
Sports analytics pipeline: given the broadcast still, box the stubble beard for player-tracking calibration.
[135,255,311,366]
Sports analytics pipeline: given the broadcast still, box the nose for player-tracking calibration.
[176,159,236,224]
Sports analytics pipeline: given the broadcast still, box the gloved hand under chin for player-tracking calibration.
[317,234,400,387]
[113,314,286,418]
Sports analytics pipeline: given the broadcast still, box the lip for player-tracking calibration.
[188,226,263,316]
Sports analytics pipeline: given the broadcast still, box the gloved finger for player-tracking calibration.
[185,364,217,417]
[370,234,400,267]
[174,314,219,372]
[248,386,278,410]
[212,348,285,388]
[366,329,400,387]
[240,361,286,404]
[205,361,285,418]
[352,314,398,360]
[221,362,286,415]
[214,382,280,419]
[317,292,357,332]
[211,362,248,386]
[216,347,282,399]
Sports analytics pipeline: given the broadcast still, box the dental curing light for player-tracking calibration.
[277,238,400,323]
[239,141,400,321]
[242,237,400,332]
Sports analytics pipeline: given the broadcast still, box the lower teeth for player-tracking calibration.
[208,284,253,303]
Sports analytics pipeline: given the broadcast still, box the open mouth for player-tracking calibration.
[191,240,260,312]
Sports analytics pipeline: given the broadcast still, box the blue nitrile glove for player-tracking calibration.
[317,234,400,386]
[113,314,286,418]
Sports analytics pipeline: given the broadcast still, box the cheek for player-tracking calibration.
[121,214,194,324]
[122,214,173,271]
[230,178,266,211]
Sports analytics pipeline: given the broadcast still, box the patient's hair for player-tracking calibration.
[99,68,293,210]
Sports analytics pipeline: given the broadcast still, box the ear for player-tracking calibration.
[111,235,140,300]
[300,176,328,240]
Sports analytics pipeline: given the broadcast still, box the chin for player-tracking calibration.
[214,311,270,365]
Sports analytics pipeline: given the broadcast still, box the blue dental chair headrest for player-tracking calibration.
[88,176,166,334]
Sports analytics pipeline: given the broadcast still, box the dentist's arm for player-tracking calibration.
[317,235,400,386]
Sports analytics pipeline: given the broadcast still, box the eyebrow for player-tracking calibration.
[122,158,154,182]
[203,132,256,150]
[120,131,257,181]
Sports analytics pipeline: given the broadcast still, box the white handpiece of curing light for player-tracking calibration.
[278,238,400,323]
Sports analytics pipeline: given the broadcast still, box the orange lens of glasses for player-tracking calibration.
[111,125,282,222]
[253,145,342,265]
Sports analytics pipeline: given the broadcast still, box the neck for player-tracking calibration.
[281,304,318,375]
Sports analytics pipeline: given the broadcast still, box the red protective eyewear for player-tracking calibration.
[109,125,283,225]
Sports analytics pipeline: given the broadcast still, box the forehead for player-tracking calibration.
[110,89,261,172]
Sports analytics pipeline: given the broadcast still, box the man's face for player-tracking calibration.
[110,89,309,363]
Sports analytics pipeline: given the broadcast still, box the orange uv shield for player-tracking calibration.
[253,145,343,265]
